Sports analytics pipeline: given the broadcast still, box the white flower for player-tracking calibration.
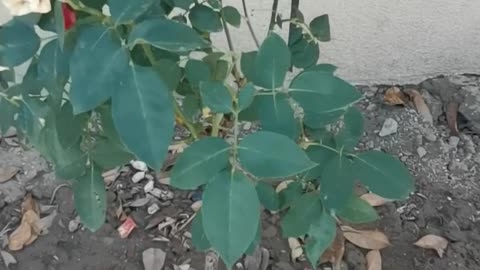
[2,0,51,16]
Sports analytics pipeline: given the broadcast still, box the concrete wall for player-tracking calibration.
[2,0,480,84]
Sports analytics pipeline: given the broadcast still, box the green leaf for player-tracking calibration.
[302,138,337,180]
[51,141,87,179]
[182,94,201,121]
[335,107,363,150]
[254,33,290,89]
[199,81,232,113]
[207,0,221,9]
[189,4,223,32]
[281,192,322,237]
[55,102,85,148]
[221,6,241,27]
[310,14,330,41]
[97,104,124,147]
[0,99,17,134]
[319,156,354,211]
[278,181,303,209]
[37,39,70,86]
[154,59,182,91]
[185,59,211,87]
[289,71,361,114]
[306,63,337,74]
[170,137,230,190]
[91,137,134,169]
[82,0,107,10]
[203,52,230,81]
[16,98,51,157]
[70,24,129,113]
[254,93,299,139]
[256,182,279,211]
[112,64,174,171]
[109,0,157,24]
[191,210,211,250]
[53,0,66,48]
[238,131,315,178]
[290,37,319,69]
[172,0,194,10]
[240,51,257,83]
[337,195,379,224]
[128,19,209,52]
[202,170,260,269]
[73,166,106,231]
[305,210,336,268]
[237,83,256,112]
[352,151,414,199]
[0,20,40,67]
[303,109,346,129]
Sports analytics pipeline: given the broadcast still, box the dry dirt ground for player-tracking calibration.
[1,75,479,270]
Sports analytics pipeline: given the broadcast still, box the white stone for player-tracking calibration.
[417,147,427,158]
[132,171,146,183]
[379,118,398,137]
[147,203,160,215]
[130,160,148,172]
[144,180,154,193]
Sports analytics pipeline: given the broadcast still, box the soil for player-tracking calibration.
[1,75,480,270]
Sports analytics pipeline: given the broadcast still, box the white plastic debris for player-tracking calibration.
[148,203,160,215]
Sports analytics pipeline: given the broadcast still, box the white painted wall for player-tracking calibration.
[2,0,480,84]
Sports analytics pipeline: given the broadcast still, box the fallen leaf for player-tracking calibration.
[21,194,40,215]
[288,237,303,261]
[366,250,382,270]
[405,89,433,124]
[102,167,120,185]
[35,210,58,235]
[128,197,150,208]
[384,87,407,105]
[414,234,448,258]
[118,216,136,238]
[0,166,18,183]
[320,227,345,268]
[446,101,459,135]
[143,248,166,270]
[360,193,392,207]
[132,171,146,183]
[341,226,390,250]
[1,250,17,267]
[8,210,40,251]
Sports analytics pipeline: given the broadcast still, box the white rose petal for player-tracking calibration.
[2,0,51,16]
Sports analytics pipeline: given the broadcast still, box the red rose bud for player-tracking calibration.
[61,3,76,30]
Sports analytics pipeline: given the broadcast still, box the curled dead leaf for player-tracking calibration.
[360,193,392,207]
[366,250,382,270]
[8,209,41,251]
[404,89,433,124]
[0,166,19,183]
[384,87,407,105]
[21,194,40,215]
[288,237,303,261]
[414,234,448,258]
[341,226,390,250]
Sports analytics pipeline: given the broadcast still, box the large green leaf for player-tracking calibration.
[254,33,290,89]
[305,210,336,267]
[254,93,299,139]
[303,109,346,129]
[55,102,85,148]
[290,36,319,69]
[240,51,257,83]
[319,156,354,211]
[202,170,260,269]
[203,52,230,81]
[91,137,134,169]
[172,0,194,10]
[182,94,201,121]
[128,19,209,52]
[154,59,182,91]
[170,137,230,189]
[278,181,303,209]
[281,192,322,237]
[191,210,211,250]
[0,20,40,67]
[238,131,315,178]
[73,166,106,231]
[301,138,337,180]
[112,64,174,171]
[309,15,330,41]
[0,99,17,134]
[185,59,211,87]
[221,6,241,27]
[256,182,280,211]
[199,81,232,113]
[37,39,71,86]
[352,151,414,199]
[337,195,379,224]
[237,83,256,112]
[70,24,129,113]
[335,107,363,151]
[108,0,157,24]
[306,63,337,74]
[189,4,223,32]
[289,71,361,114]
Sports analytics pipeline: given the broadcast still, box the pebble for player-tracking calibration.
[366,141,375,149]
[150,188,174,201]
[144,180,154,193]
[147,203,160,215]
[379,118,398,137]
[130,160,148,172]
[460,135,476,153]
[417,147,427,158]
[449,136,460,148]
[415,135,423,146]
[474,153,480,165]
[243,122,252,130]
[366,103,377,111]
[420,126,437,142]
[448,160,469,173]
[132,172,146,183]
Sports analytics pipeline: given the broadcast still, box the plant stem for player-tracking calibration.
[222,17,235,52]
[241,0,260,48]
[67,0,106,19]
[232,112,240,161]
[268,0,279,32]
[211,113,223,137]
[0,92,21,107]
[221,17,243,85]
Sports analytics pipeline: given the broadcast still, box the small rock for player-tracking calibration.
[131,160,148,172]
[415,135,423,146]
[132,172,146,183]
[243,122,252,131]
[449,136,460,148]
[445,220,467,242]
[448,160,468,173]
[150,188,174,201]
[420,126,437,142]
[69,216,81,232]
[417,147,427,158]
[144,180,154,193]
[366,103,377,111]
[25,172,58,199]
[460,134,476,153]
[379,118,398,137]
[366,141,375,149]
[263,225,278,238]
[0,181,25,203]
[147,203,160,215]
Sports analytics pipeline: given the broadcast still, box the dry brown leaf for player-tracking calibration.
[0,166,19,183]
[384,87,407,105]
[21,194,40,215]
[414,234,448,258]
[405,89,433,124]
[446,101,459,135]
[360,193,392,207]
[8,211,37,251]
[341,226,391,250]
[320,227,345,268]
[288,237,303,261]
[366,250,382,270]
